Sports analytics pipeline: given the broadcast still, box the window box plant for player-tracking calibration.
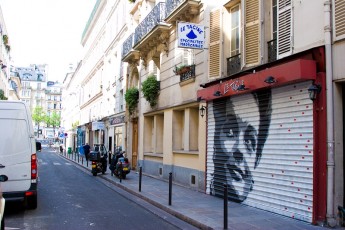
[173,65,193,75]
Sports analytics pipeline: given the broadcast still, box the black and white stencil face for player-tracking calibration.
[219,96,259,201]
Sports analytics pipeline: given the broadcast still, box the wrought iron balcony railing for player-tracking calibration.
[165,0,185,17]
[122,33,134,59]
[134,2,166,46]
[268,39,277,63]
[226,54,241,76]
[176,64,195,82]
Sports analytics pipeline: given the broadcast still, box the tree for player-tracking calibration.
[46,111,61,139]
[32,107,46,138]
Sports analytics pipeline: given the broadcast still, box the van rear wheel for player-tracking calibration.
[26,194,37,209]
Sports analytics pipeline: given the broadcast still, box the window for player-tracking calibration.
[273,0,277,40]
[143,114,164,154]
[119,90,124,112]
[172,108,199,152]
[230,5,240,57]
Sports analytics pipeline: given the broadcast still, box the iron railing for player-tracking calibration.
[268,39,277,63]
[165,0,185,17]
[134,2,166,46]
[122,33,134,59]
[226,54,241,76]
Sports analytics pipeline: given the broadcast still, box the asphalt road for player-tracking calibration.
[3,148,192,230]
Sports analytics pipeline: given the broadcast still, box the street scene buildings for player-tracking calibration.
[1,0,345,227]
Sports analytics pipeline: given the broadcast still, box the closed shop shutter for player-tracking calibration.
[206,81,313,222]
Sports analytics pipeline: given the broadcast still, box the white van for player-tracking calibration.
[0,101,38,209]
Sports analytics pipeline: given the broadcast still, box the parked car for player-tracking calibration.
[0,101,38,209]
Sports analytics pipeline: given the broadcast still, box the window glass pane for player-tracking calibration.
[230,5,240,55]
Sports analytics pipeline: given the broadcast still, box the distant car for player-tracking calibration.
[36,141,42,152]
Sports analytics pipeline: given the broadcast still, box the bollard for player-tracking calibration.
[224,183,228,229]
[139,167,142,192]
[169,172,172,205]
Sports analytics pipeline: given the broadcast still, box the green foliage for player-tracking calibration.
[2,35,8,45]
[125,87,139,114]
[0,89,8,100]
[32,107,46,138]
[46,111,61,128]
[72,121,79,130]
[32,107,46,125]
[141,75,160,108]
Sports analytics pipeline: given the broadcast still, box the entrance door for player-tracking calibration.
[132,119,138,170]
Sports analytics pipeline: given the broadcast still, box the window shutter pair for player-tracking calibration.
[208,1,261,78]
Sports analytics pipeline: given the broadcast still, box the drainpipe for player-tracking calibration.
[324,0,336,227]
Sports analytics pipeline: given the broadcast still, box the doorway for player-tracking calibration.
[132,119,138,170]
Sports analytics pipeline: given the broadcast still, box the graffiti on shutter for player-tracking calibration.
[206,81,314,222]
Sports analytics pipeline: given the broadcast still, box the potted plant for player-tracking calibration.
[125,87,139,114]
[141,75,160,108]
[173,64,191,75]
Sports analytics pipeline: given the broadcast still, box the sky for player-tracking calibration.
[0,0,97,82]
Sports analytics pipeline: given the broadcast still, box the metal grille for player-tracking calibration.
[206,81,314,223]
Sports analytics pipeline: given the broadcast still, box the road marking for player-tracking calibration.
[53,162,61,165]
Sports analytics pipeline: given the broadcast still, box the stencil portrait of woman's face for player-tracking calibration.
[212,90,272,202]
[219,95,259,201]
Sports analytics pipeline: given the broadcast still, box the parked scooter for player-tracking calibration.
[89,144,108,176]
[109,151,131,179]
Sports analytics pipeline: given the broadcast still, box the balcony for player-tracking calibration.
[267,39,277,63]
[165,0,201,24]
[133,2,170,65]
[173,64,196,84]
[122,33,140,64]
[226,53,241,76]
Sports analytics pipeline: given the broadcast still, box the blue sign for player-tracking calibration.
[177,22,205,49]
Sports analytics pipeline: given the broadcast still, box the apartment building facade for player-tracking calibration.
[0,5,12,100]
[62,0,132,155]
[61,0,345,226]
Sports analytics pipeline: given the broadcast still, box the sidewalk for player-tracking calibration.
[59,152,334,230]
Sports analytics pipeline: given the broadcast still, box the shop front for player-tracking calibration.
[197,49,327,223]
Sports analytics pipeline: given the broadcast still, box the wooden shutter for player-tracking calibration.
[335,0,345,40]
[245,0,260,66]
[277,0,292,59]
[209,9,222,78]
